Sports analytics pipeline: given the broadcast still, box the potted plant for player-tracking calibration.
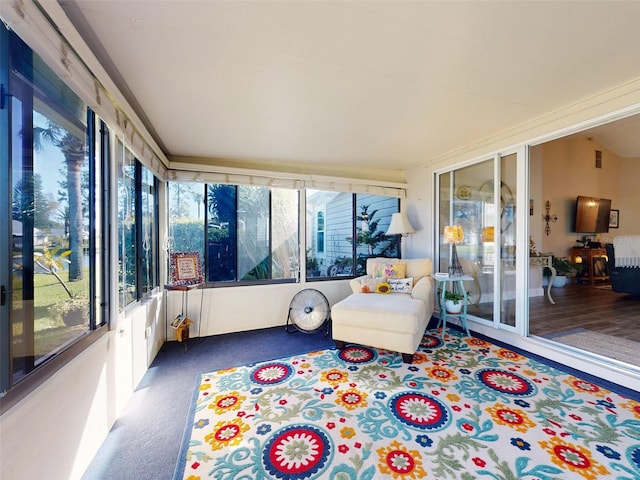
[543,257,584,287]
[306,248,320,276]
[443,290,465,314]
[49,295,89,326]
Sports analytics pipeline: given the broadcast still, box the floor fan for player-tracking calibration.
[286,289,331,336]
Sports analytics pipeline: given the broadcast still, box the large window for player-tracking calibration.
[1,28,108,403]
[167,182,299,285]
[117,142,159,309]
[305,191,400,279]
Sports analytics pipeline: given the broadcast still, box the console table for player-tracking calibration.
[529,255,555,304]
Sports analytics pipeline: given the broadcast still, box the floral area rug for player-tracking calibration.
[174,331,640,480]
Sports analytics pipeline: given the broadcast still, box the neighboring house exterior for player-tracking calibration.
[307,192,398,276]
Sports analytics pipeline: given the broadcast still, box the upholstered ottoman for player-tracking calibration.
[331,257,433,363]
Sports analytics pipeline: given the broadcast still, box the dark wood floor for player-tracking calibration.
[463,282,640,363]
[528,283,640,342]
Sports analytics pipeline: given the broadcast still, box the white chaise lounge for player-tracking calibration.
[331,257,434,363]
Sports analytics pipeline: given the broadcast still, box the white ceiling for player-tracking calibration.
[59,1,640,171]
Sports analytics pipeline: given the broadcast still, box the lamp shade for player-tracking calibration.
[386,212,416,236]
[443,225,464,244]
[481,226,495,243]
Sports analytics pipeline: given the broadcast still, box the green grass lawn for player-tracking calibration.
[12,267,90,357]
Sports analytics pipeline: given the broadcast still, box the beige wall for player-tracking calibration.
[618,158,640,235]
[532,136,634,258]
[529,147,544,253]
[169,280,353,338]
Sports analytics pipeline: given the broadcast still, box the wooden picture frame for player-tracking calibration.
[609,209,619,229]
[169,251,203,285]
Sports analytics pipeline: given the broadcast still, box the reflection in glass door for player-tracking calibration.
[438,159,496,324]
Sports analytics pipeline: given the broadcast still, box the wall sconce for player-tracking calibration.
[386,212,416,237]
[444,225,464,276]
[542,200,558,236]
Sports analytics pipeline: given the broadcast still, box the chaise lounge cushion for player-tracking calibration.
[331,293,426,334]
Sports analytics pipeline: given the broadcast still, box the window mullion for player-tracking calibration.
[351,194,358,272]
[99,120,110,327]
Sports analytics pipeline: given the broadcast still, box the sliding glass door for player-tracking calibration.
[436,148,526,334]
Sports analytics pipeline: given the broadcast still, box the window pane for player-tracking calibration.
[272,189,299,280]
[168,182,205,279]
[306,190,349,278]
[207,184,236,282]
[9,48,91,382]
[117,141,136,309]
[306,190,399,279]
[355,194,399,272]
[140,166,157,293]
[238,186,269,280]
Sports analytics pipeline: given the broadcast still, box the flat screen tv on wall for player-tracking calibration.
[574,195,612,233]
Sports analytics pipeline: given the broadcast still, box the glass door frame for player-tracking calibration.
[0,25,10,393]
[497,146,529,337]
[434,145,529,336]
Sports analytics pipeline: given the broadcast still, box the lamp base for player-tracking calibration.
[448,244,464,276]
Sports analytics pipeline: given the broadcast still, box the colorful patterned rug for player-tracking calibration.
[174,331,640,480]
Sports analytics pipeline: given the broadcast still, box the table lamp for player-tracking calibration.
[444,225,464,275]
[386,212,416,236]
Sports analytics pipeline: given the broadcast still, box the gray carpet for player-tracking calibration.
[547,328,639,367]
[81,327,335,480]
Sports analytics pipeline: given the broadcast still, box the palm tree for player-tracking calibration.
[192,191,204,219]
[12,173,56,228]
[356,205,396,256]
[34,122,86,282]
[34,245,73,298]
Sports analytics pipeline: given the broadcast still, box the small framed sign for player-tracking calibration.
[169,251,203,285]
